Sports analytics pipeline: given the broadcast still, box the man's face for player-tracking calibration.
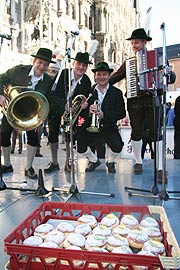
[130,39,147,54]
[94,71,110,87]
[73,60,88,79]
[33,58,50,77]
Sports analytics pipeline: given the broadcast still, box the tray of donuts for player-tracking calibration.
[4,202,180,270]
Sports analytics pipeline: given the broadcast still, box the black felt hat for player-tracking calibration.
[92,62,114,73]
[126,28,152,41]
[31,48,56,63]
[72,52,93,64]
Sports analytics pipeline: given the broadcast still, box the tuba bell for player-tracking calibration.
[1,85,50,131]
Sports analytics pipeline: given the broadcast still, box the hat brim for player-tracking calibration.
[31,54,56,63]
[126,36,152,41]
[72,58,93,64]
[92,68,114,73]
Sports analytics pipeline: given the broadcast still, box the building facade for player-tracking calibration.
[0,0,139,73]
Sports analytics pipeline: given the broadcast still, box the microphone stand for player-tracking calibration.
[52,33,114,201]
[125,23,180,202]
[124,70,160,198]
[159,23,180,201]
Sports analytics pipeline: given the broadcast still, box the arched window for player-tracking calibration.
[84,41,88,51]
[96,8,101,31]
[71,3,76,19]
[84,13,88,28]
[103,7,109,32]
[66,0,69,15]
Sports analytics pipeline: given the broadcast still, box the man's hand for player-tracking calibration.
[81,101,88,110]
[0,95,6,107]
[89,104,103,119]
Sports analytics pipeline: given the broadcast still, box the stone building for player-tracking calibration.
[0,0,140,73]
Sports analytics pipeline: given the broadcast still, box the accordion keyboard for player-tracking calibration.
[126,57,138,98]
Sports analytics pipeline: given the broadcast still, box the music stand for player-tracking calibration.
[124,23,180,202]
[0,125,50,197]
[52,33,114,202]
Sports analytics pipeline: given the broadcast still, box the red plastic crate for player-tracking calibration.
[3,202,180,270]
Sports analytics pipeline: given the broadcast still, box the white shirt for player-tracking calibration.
[95,83,109,107]
[28,67,44,90]
[66,70,82,100]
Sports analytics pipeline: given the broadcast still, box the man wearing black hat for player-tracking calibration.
[44,52,93,173]
[76,62,126,173]
[0,47,56,179]
[109,28,176,182]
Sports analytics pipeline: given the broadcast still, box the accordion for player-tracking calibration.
[126,49,163,99]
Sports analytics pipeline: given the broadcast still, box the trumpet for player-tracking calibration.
[63,93,92,132]
[86,100,100,133]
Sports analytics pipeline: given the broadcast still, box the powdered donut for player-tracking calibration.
[63,233,85,248]
[77,214,97,228]
[120,215,139,229]
[127,229,149,250]
[23,235,43,246]
[139,217,159,229]
[112,224,131,237]
[142,239,166,256]
[142,227,163,242]
[85,234,107,250]
[39,241,58,248]
[44,231,65,247]
[56,222,75,234]
[106,234,129,251]
[92,224,112,237]
[100,213,119,229]
[74,223,92,236]
[111,245,133,254]
[34,223,54,239]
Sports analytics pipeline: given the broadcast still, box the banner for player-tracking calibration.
[119,126,174,159]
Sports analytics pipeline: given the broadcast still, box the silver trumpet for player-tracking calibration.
[86,100,100,133]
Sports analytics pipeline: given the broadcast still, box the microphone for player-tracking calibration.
[71,30,79,36]
[160,22,165,30]
[138,65,164,75]
[0,33,12,40]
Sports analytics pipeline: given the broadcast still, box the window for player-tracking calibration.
[84,13,88,28]
[71,4,76,19]
[66,0,69,15]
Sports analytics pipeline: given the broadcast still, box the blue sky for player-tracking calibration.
[139,0,180,47]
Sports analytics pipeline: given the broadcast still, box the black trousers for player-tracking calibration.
[127,95,163,141]
[174,130,180,159]
[77,126,124,154]
[1,116,38,147]
[47,116,61,144]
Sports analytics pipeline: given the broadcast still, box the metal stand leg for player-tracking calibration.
[52,142,115,202]
[125,79,159,198]
[0,166,50,198]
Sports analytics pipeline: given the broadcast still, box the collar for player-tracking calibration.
[95,83,109,94]
[71,69,82,84]
[28,67,44,81]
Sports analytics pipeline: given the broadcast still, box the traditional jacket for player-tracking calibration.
[87,84,126,130]
[0,64,65,118]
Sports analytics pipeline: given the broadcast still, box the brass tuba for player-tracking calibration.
[1,85,50,131]
[86,100,100,133]
[63,93,92,132]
